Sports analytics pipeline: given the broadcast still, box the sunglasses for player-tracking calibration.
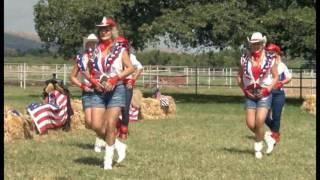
[99,26,113,32]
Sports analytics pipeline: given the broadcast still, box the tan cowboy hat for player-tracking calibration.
[247,32,267,44]
[83,33,98,49]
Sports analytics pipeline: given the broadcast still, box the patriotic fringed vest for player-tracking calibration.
[241,51,275,89]
[90,41,128,80]
[76,51,94,89]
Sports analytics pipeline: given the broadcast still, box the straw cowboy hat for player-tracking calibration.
[83,33,98,49]
[96,16,116,27]
[247,32,267,45]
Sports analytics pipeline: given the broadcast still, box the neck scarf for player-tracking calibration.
[251,50,262,61]
[99,39,113,52]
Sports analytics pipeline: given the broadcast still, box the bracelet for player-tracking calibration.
[90,78,98,86]
[80,83,86,90]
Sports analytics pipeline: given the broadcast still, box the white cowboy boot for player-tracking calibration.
[254,141,263,159]
[94,137,106,153]
[265,135,276,154]
[104,144,115,170]
[115,139,127,163]
[264,131,272,140]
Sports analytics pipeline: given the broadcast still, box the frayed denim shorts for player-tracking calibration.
[81,91,95,109]
[91,84,126,108]
[245,94,272,109]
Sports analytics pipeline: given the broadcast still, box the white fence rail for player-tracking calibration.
[4,63,316,96]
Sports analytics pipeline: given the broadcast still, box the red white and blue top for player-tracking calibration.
[90,41,128,82]
[277,61,292,91]
[76,50,94,91]
[240,51,276,90]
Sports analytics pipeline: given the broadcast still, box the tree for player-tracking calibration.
[257,7,316,61]
[34,0,315,62]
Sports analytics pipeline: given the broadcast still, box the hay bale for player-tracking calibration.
[131,89,143,108]
[4,106,33,143]
[301,94,316,116]
[140,96,176,120]
[70,99,86,129]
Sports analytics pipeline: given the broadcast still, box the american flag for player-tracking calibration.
[27,90,68,134]
[119,105,139,122]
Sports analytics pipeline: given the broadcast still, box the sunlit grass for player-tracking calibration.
[4,85,316,180]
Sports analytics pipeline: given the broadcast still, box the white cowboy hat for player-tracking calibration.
[247,32,267,44]
[83,33,98,49]
[96,16,116,27]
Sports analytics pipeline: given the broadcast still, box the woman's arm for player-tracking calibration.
[269,60,279,91]
[119,50,135,79]
[236,66,244,88]
[281,63,292,84]
[69,63,93,92]
[104,50,135,91]
[69,64,81,87]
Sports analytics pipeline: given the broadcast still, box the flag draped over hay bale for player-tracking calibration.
[140,96,176,120]
[70,99,86,129]
[4,106,33,143]
[301,95,316,116]
[26,79,74,134]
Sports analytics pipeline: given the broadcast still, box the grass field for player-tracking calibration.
[4,85,316,180]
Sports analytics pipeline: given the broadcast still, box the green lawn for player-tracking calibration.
[4,85,316,180]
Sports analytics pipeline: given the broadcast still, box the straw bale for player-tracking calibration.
[301,94,316,116]
[140,96,176,120]
[4,106,33,143]
[131,89,143,108]
[70,99,86,129]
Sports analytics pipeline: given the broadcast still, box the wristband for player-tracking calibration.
[241,88,248,96]
[261,88,270,97]
[107,76,120,86]
[90,78,98,86]
[276,81,283,89]
[124,79,135,86]
[80,83,86,90]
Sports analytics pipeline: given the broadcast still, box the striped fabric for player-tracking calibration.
[160,96,170,107]
[27,90,68,134]
[119,105,139,122]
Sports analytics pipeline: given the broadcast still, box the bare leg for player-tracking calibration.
[84,108,92,129]
[255,107,269,142]
[246,109,256,133]
[104,107,121,145]
[90,107,106,139]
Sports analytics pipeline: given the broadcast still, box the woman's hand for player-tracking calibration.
[257,87,271,98]
[125,79,135,89]
[242,87,256,99]
[103,76,120,92]
[94,82,105,92]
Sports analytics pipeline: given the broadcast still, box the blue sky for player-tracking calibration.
[4,0,39,33]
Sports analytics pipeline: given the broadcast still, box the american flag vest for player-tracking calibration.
[241,51,275,88]
[90,41,128,79]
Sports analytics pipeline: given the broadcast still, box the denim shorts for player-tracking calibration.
[91,84,126,108]
[245,94,272,109]
[81,91,95,109]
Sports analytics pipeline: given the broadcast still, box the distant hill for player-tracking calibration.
[4,31,44,52]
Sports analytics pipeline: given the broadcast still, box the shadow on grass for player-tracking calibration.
[144,92,303,105]
[74,157,102,167]
[74,157,123,168]
[222,147,252,155]
[245,135,255,140]
[70,142,94,150]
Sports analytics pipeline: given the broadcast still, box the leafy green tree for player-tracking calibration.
[257,6,315,62]
[34,0,315,63]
